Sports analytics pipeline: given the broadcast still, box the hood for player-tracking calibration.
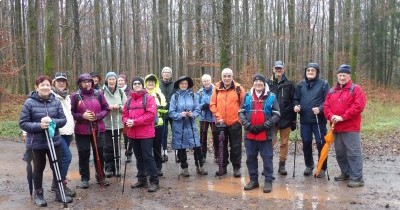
[77,73,95,89]
[144,74,160,89]
[304,63,320,80]
[29,91,54,102]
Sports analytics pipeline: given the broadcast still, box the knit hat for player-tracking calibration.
[337,64,351,74]
[274,61,284,68]
[305,63,320,72]
[105,72,118,80]
[161,67,172,74]
[174,76,194,89]
[131,76,144,88]
[253,73,266,84]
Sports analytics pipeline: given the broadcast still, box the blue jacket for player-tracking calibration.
[169,89,201,149]
[197,85,216,122]
[20,91,67,150]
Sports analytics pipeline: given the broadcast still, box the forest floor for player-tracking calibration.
[1,130,400,210]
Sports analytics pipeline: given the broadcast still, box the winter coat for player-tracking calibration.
[239,88,280,141]
[19,91,67,150]
[267,74,296,129]
[144,74,168,127]
[52,91,75,135]
[210,81,245,126]
[197,85,216,122]
[122,90,157,139]
[294,76,329,124]
[159,78,176,110]
[70,74,110,135]
[103,86,127,130]
[169,89,201,149]
[324,81,367,132]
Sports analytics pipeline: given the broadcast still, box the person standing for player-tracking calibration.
[294,63,330,177]
[20,76,72,207]
[144,74,168,176]
[90,72,102,90]
[123,77,159,192]
[103,72,127,177]
[210,68,245,177]
[197,74,216,163]
[70,73,110,188]
[169,76,207,176]
[267,61,297,175]
[324,64,367,187]
[239,73,280,193]
[51,72,76,197]
[159,67,176,162]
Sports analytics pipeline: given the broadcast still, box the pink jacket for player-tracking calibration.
[122,90,157,139]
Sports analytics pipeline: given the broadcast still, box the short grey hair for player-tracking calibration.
[201,74,212,81]
[221,68,233,76]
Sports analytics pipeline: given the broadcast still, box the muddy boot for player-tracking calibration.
[278,161,288,175]
[131,179,148,189]
[34,189,47,207]
[80,180,89,189]
[233,167,241,178]
[303,166,314,176]
[263,181,272,193]
[148,183,159,193]
[126,155,132,163]
[63,182,76,197]
[334,173,350,181]
[244,181,259,190]
[104,164,113,178]
[215,167,227,176]
[196,167,208,175]
[55,189,73,203]
[181,168,190,177]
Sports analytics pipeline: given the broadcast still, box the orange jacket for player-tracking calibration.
[210,81,245,126]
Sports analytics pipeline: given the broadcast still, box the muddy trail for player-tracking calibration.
[1,134,400,210]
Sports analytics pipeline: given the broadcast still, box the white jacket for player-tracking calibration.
[52,91,75,135]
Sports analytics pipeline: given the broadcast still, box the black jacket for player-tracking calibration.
[159,79,177,110]
[267,74,296,129]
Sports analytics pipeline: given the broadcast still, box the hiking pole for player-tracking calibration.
[293,114,299,177]
[45,129,68,208]
[122,140,132,194]
[188,115,200,167]
[111,114,118,178]
[90,122,104,188]
[117,111,122,177]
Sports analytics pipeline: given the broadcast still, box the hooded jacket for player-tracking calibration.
[144,74,168,126]
[20,91,67,149]
[52,91,75,135]
[197,84,216,122]
[70,73,110,134]
[102,85,127,130]
[159,77,176,111]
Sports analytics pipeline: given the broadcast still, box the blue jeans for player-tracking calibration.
[60,135,73,181]
[300,123,327,169]
[334,132,363,181]
[244,138,274,182]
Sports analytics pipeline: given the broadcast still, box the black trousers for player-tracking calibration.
[30,146,62,190]
[75,133,105,181]
[213,122,242,169]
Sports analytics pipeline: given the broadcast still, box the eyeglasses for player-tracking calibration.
[132,82,142,86]
[163,71,171,74]
[306,68,317,72]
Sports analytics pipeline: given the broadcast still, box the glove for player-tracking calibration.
[264,121,273,129]
[248,125,263,134]
[255,125,265,133]
[202,103,210,110]
[291,122,297,131]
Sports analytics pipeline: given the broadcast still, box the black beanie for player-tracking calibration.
[337,64,351,74]
[131,76,144,88]
[253,73,266,84]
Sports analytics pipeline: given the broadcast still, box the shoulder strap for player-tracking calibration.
[142,93,148,111]
[155,93,162,104]
[235,86,241,105]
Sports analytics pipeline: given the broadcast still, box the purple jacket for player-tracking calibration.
[71,74,109,134]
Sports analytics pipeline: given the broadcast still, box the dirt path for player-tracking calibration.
[1,140,399,209]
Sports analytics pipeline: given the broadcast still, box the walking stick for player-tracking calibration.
[45,129,68,208]
[122,140,132,194]
[117,111,122,177]
[90,122,104,188]
[111,114,118,178]
[293,114,299,177]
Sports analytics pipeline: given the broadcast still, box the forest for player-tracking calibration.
[0,0,399,97]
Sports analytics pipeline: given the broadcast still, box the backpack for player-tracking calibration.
[329,83,355,94]
[215,85,242,105]
[243,92,276,117]
[125,93,159,125]
[75,89,103,108]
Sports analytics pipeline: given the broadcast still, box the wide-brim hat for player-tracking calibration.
[174,76,194,89]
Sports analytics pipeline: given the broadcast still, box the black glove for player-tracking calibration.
[291,121,297,131]
[202,103,210,110]
[264,121,273,129]
[248,125,263,134]
[255,125,265,133]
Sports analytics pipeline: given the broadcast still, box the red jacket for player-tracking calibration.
[246,92,267,141]
[122,90,157,139]
[323,81,367,132]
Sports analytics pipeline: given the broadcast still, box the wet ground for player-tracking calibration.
[1,138,400,209]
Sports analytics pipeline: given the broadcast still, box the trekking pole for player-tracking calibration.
[45,129,68,208]
[90,122,104,188]
[293,114,299,177]
[111,114,118,178]
[117,111,122,177]
[122,140,132,194]
[188,116,200,166]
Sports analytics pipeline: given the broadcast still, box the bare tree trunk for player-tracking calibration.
[327,0,335,84]
[132,0,142,75]
[107,0,116,71]
[195,0,204,77]
[44,0,59,76]
[351,0,360,83]
[220,0,232,69]
[73,0,82,75]
[94,0,103,73]
[178,0,183,75]
[14,0,28,94]
[287,0,296,78]
[152,0,159,75]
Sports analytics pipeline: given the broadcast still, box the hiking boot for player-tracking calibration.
[55,189,73,203]
[104,166,113,178]
[181,168,190,177]
[131,180,148,189]
[80,180,89,189]
[34,189,47,207]
[148,183,159,192]
[278,161,288,175]
[97,178,110,186]
[196,167,208,175]
[334,173,350,181]
[233,168,241,178]
[303,166,314,176]
[316,170,326,178]
[263,181,273,193]
[162,154,168,163]
[158,169,164,177]
[51,179,57,191]
[348,180,364,188]
[126,155,132,163]
[63,184,76,197]
[215,167,227,176]
[243,181,259,191]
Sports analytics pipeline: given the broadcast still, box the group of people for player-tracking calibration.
[19,61,366,207]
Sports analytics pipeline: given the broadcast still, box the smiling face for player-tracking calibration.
[201,75,212,90]
[253,79,265,92]
[221,69,233,87]
[107,76,117,89]
[179,80,188,90]
[117,77,126,88]
[273,67,285,79]
[81,80,93,90]
[36,80,52,99]
[146,80,156,90]
[337,73,351,86]
[54,79,67,91]
[306,67,317,80]
[132,81,143,92]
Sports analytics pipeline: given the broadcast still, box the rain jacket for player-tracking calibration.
[323,81,367,132]
[267,74,296,129]
[169,89,201,149]
[102,86,127,130]
[144,74,168,127]
[197,84,216,122]
[20,91,67,150]
[122,89,157,139]
[70,73,110,135]
[210,81,245,126]
[52,91,75,135]
[239,87,280,141]
[159,78,176,111]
